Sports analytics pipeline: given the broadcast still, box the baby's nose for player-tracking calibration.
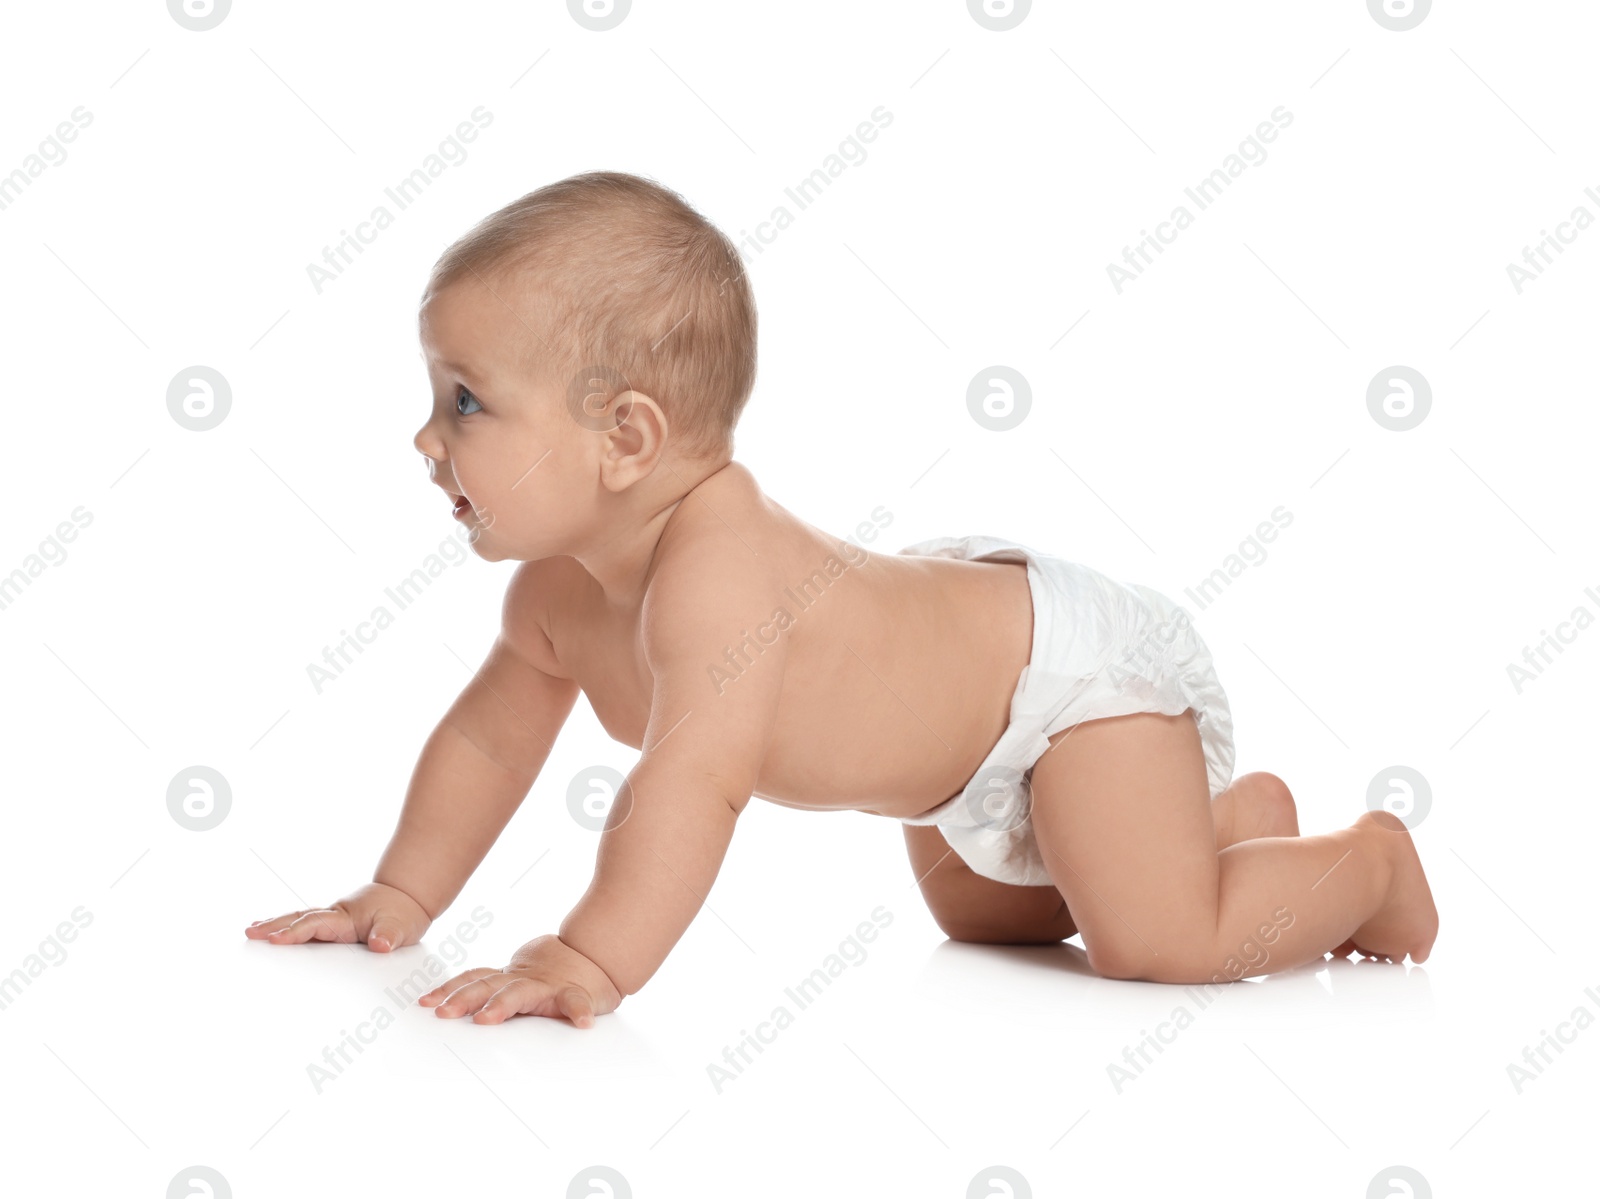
[413,421,443,461]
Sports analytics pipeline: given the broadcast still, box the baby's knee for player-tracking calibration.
[1084,930,1187,982]
[1085,941,1150,981]
[1083,916,1231,983]
[1238,771,1298,836]
[1086,939,1212,984]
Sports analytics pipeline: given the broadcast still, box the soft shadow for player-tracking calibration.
[922,936,1432,1017]
[924,936,1099,978]
[1318,953,1434,1015]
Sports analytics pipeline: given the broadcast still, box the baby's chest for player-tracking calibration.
[556,624,653,750]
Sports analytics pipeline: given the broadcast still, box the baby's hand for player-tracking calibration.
[419,933,623,1027]
[244,882,433,952]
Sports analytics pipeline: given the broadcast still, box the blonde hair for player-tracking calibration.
[423,171,757,459]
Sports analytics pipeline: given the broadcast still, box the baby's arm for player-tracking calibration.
[246,563,579,950]
[371,599,579,921]
[424,543,786,1023]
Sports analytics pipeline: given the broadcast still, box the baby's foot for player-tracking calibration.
[1331,811,1438,963]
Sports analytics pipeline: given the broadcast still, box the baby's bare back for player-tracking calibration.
[523,462,1033,820]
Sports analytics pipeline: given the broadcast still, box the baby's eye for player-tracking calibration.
[456,387,483,416]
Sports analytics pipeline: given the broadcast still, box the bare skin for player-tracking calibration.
[904,769,1305,945]
[1029,712,1437,982]
[245,272,1438,1023]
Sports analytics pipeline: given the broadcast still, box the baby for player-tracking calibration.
[247,171,1438,1026]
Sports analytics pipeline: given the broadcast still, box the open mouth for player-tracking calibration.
[451,494,473,516]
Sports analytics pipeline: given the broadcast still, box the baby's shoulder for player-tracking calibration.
[643,480,788,645]
[648,518,780,618]
[498,555,585,677]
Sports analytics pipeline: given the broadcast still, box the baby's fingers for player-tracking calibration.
[245,911,312,940]
[420,968,503,1013]
[266,909,355,945]
[474,978,560,1026]
[475,981,596,1028]
[366,913,410,953]
[556,985,597,1029]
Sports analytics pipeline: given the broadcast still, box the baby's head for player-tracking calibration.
[413,171,757,562]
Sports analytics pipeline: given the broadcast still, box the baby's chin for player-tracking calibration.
[464,525,546,563]
[463,531,511,562]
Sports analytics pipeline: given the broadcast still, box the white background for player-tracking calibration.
[3,1,1595,1195]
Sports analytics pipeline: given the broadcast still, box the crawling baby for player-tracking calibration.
[246,171,1438,1025]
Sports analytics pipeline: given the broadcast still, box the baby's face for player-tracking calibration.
[414,278,593,562]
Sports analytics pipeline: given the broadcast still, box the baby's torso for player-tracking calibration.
[523,465,1033,820]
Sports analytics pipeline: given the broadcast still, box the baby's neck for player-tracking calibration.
[573,454,735,611]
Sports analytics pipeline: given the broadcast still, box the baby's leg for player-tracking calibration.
[1029,712,1437,982]
[1211,771,1300,850]
[903,824,1078,944]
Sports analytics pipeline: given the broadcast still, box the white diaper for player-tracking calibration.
[897,534,1236,887]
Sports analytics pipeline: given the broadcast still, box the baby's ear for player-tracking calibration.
[599,391,670,485]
